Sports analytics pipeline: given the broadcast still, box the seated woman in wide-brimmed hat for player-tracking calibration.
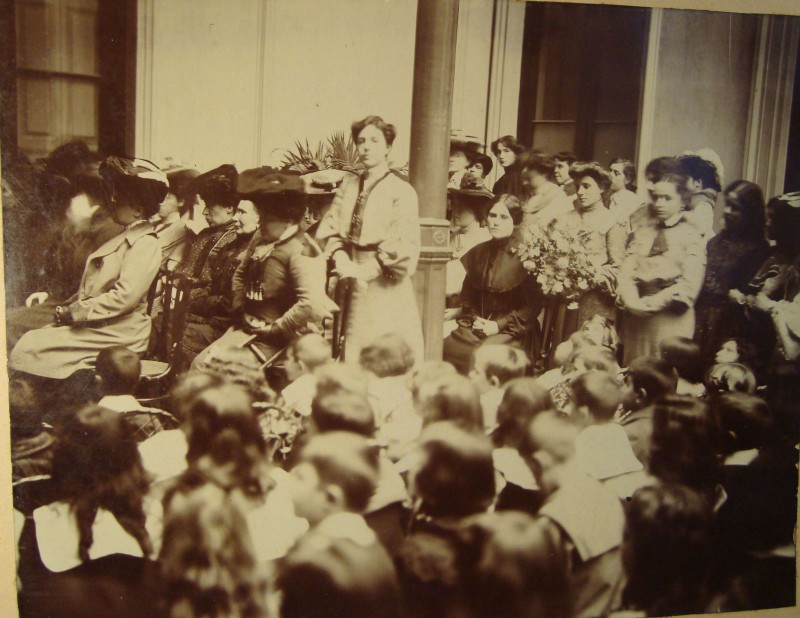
[9,157,165,382]
[191,168,334,368]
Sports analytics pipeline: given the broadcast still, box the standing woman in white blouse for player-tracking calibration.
[317,116,424,362]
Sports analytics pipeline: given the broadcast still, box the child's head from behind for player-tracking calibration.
[95,345,141,395]
[290,432,379,526]
[170,372,224,423]
[622,483,713,617]
[704,362,757,396]
[649,395,721,495]
[410,421,495,519]
[566,344,618,376]
[417,374,482,431]
[460,513,571,618]
[53,405,152,561]
[494,378,554,449]
[359,333,415,378]
[310,390,375,438]
[660,336,704,384]
[570,370,622,423]
[160,482,266,618]
[286,334,331,382]
[621,357,678,412]
[184,383,267,496]
[470,344,529,393]
[314,363,369,399]
[522,412,580,495]
[408,360,457,406]
[711,392,773,455]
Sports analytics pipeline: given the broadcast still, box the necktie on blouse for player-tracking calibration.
[649,222,669,257]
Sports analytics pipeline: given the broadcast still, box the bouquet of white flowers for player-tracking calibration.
[513,225,606,309]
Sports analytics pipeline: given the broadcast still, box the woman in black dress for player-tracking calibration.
[443,194,543,374]
[490,136,527,201]
[694,180,769,364]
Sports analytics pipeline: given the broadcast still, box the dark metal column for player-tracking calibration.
[409,0,460,360]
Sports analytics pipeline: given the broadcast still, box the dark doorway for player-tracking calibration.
[517,2,650,163]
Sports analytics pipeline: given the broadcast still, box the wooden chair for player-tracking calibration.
[137,271,193,404]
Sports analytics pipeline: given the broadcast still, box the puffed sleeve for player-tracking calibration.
[616,253,641,310]
[354,180,421,283]
[376,181,421,278]
[270,249,333,341]
[318,178,356,261]
[68,235,160,323]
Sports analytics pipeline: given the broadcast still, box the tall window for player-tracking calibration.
[517,2,649,162]
[8,0,134,160]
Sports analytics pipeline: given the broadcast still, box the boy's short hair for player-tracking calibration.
[301,432,380,513]
[311,391,376,437]
[359,333,415,378]
[473,344,529,386]
[96,345,141,395]
[712,392,773,454]
[626,357,678,404]
[314,363,369,399]
[291,334,332,371]
[409,360,458,403]
[660,336,704,384]
[413,421,495,518]
[570,371,622,422]
[418,374,482,430]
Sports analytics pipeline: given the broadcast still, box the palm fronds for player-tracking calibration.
[279,132,409,175]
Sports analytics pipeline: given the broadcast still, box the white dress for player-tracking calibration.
[317,170,424,362]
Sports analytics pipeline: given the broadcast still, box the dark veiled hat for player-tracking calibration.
[237,167,305,199]
[188,164,239,205]
[238,167,306,222]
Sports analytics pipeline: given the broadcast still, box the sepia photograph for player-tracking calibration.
[1,0,799,616]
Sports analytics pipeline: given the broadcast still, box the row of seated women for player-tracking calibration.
[6,115,426,393]
[441,144,800,377]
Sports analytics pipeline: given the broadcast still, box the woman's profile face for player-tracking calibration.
[715,340,739,364]
[233,200,260,235]
[452,202,479,229]
[576,176,603,210]
[554,160,571,186]
[651,181,684,222]
[722,194,744,231]
[609,163,627,192]
[202,199,233,226]
[158,192,181,220]
[486,202,515,239]
[496,144,516,169]
[356,124,390,169]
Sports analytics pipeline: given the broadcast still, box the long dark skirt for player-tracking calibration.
[443,325,522,375]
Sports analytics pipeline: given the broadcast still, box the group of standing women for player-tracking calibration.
[442,134,800,374]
